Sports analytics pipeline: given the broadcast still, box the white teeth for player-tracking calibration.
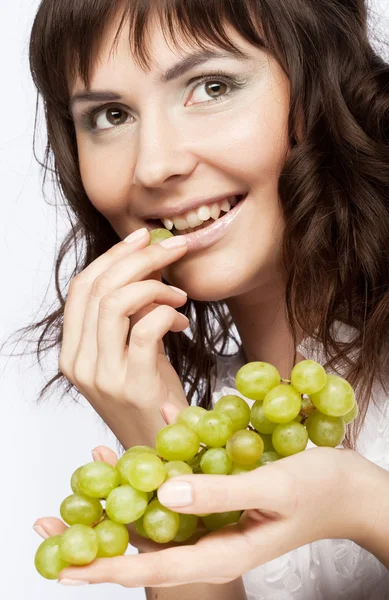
[220,198,231,212]
[198,205,211,221]
[161,196,237,231]
[210,203,221,220]
[162,217,174,230]
[173,217,189,231]
[186,210,203,228]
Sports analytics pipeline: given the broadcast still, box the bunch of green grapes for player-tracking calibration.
[35,358,358,581]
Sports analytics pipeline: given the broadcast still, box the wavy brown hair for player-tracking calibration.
[3,0,389,451]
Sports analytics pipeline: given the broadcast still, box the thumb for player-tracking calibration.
[160,401,181,425]
[156,464,295,515]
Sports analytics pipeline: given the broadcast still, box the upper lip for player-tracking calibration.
[145,192,248,221]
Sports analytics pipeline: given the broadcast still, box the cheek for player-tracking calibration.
[77,135,135,216]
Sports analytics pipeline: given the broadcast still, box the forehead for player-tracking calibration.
[69,5,264,93]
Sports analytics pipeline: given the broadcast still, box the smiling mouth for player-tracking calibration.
[147,194,247,235]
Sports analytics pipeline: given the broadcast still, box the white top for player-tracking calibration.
[210,321,389,599]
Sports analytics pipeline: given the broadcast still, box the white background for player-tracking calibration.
[0,1,388,599]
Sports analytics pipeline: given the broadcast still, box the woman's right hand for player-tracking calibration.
[58,228,190,448]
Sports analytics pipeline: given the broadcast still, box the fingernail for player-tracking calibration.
[33,525,49,539]
[168,285,187,296]
[160,406,168,424]
[123,228,148,243]
[59,579,89,586]
[159,235,187,249]
[92,449,102,461]
[158,481,193,507]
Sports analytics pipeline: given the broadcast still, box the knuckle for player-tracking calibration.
[91,274,110,297]
[99,292,122,313]
[130,322,156,347]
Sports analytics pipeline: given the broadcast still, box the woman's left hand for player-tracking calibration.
[33,411,378,588]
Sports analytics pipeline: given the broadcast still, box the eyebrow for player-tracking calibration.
[69,48,252,112]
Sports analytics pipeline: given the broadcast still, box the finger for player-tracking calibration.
[58,526,251,587]
[160,401,181,425]
[125,304,189,403]
[33,517,68,539]
[59,230,150,380]
[95,281,188,384]
[70,241,187,390]
[92,445,118,466]
[156,462,296,516]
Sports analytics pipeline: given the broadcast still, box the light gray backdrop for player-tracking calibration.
[1,1,388,599]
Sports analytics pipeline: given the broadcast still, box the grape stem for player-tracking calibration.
[281,378,291,384]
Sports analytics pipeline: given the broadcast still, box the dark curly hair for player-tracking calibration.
[3,0,389,451]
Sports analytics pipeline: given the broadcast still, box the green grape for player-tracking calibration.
[94,519,129,557]
[305,411,346,447]
[149,228,174,245]
[197,411,234,447]
[309,374,355,417]
[272,422,308,456]
[134,517,150,539]
[60,493,103,527]
[125,445,157,456]
[143,499,180,543]
[59,524,98,566]
[263,384,302,423]
[164,461,193,479]
[236,361,281,401]
[156,423,200,461]
[214,395,251,432]
[126,453,167,492]
[177,406,208,434]
[290,360,327,394]
[228,463,258,475]
[226,430,264,465]
[173,514,199,542]
[105,484,148,524]
[258,450,281,466]
[342,402,359,424]
[186,447,207,473]
[34,535,69,580]
[117,446,157,484]
[260,433,275,452]
[200,447,232,474]
[294,414,303,423]
[202,511,242,532]
[70,466,83,494]
[78,462,120,498]
[250,401,278,434]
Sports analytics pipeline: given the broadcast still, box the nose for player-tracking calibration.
[132,111,197,188]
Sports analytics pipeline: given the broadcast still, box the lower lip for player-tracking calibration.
[178,195,248,252]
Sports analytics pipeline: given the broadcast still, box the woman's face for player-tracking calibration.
[70,15,291,302]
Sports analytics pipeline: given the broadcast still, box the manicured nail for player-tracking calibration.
[168,285,187,296]
[59,579,89,586]
[33,525,49,539]
[123,228,148,243]
[91,449,101,461]
[159,235,187,249]
[158,481,193,507]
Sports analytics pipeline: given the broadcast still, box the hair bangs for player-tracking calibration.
[30,0,267,116]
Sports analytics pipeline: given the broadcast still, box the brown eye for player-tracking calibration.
[106,108,128,125]
[94,107,132,130]
[204,81,229,98]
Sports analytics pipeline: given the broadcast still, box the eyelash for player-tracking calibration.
[80,70,247,132]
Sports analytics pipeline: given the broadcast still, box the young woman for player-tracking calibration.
[11,0,389,597]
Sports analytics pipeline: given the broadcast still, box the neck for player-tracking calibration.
[226,286,305,380]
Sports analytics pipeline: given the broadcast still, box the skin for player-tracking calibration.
[70,13,304,378]
[33,10,389,591]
